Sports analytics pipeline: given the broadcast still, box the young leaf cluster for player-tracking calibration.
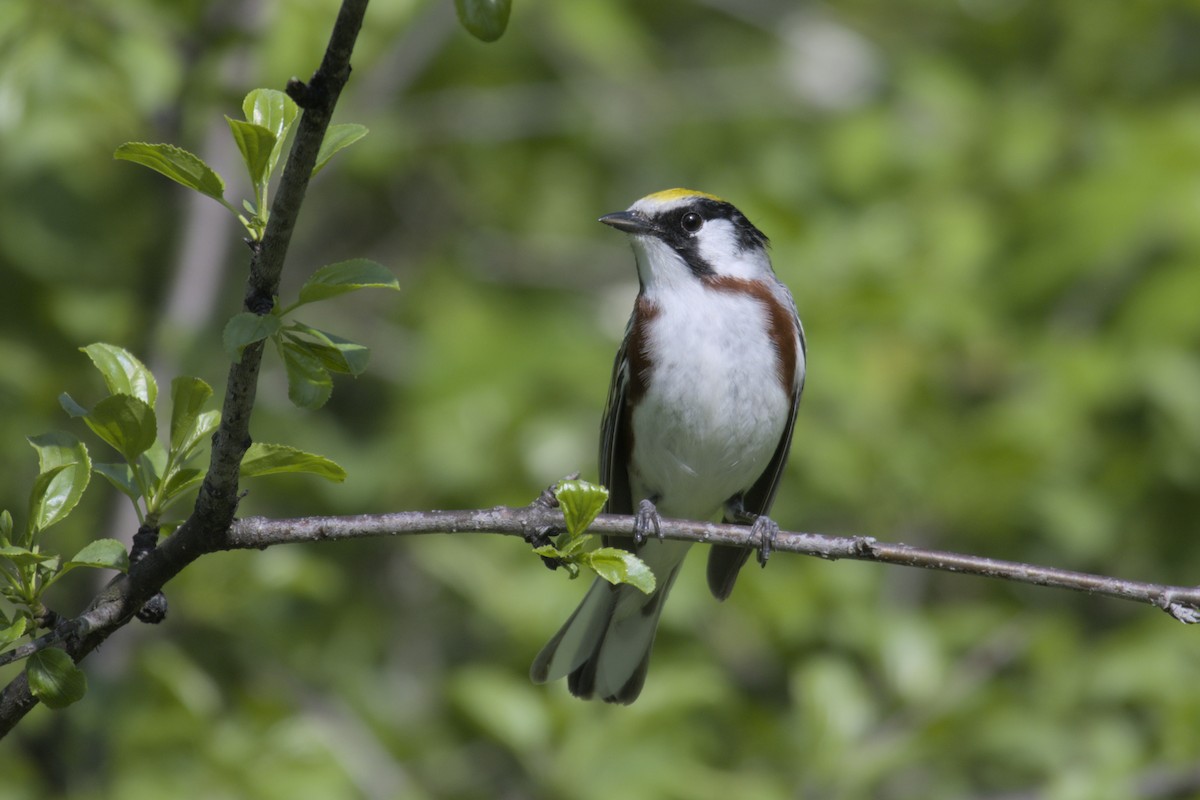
[60,345,346,530]
[0,341,353,709]
[533,479,656,594]
[0,425,121,709]
[59,344,220,530]
[224,259,399,409]
[114,89,367,241]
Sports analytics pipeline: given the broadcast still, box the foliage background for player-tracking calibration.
[3,0,1200,797]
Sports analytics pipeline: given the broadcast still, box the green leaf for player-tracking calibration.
[0,616,26,648]
[531,545,581,578]
[83,394,157,462]
[223,312,282,362]
[313,123,368,176]
[174,411,220,463]
[284,324,370,375]
[554,479,609,536]
[27,648,87,709]
[80,344,158,407]
[27,432,91,532]
[138,441,167,489]
[58,392,89,418]
[279,341,333,409]
[26,465,69,537]
[114,142,226,202]
[0,510,11,546]
[169,376,214,453]
[0,545,57,565]
[243,88,298,136]
[585,548,656,594]
[242,88,299,174]
[240,443,346,482]
[295,259,399,308]
[454,0,511,42]
[160,467,203,508]
[93,462,138,502]
[64,539,129,572]
[226,118,276,187]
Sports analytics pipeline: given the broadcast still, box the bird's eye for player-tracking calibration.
[680,211,704,233]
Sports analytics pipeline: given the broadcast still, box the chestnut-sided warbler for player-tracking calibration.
[531,188,806,704]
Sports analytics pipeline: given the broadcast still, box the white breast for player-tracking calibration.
[629,281,792,520]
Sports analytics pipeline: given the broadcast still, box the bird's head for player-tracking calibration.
[599,188,772,290]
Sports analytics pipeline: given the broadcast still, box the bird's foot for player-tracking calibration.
[634,498,663,545]
[750,515,780,567]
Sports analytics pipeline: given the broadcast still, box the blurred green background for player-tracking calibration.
[3,0,1200,797]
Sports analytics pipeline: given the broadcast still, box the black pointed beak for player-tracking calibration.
[599,210,656,235]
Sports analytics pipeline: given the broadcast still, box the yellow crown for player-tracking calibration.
[642,188,723,204]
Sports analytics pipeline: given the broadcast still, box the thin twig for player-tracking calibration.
[226,507,1200,618]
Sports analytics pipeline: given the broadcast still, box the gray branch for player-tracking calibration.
[227,506,1200,619]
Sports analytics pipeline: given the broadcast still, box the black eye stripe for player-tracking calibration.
[645,197,769,268]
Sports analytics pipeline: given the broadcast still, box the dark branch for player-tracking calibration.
[0,0,370,739]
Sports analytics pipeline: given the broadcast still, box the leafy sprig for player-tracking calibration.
[115,89,367,242]
[0,342,353,708]
[60,345,346,528]
[224,258,399,409]
[118,90,397,409]
[533,479,656,594]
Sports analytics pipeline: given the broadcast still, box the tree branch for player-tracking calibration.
[7,494,1200,734]
[0,0,370,738]
[222,509,1200,620]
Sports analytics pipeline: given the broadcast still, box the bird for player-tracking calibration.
[530,188,806,704]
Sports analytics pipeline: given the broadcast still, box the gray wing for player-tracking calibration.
[599,315,635,520]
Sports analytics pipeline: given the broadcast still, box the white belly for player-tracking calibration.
[629,287,790,520]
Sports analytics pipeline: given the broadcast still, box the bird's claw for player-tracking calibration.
[634,499,663,545]
[530,472,580,511]
[751,515,779,567]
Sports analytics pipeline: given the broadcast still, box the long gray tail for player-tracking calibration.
[530,540,690,704]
